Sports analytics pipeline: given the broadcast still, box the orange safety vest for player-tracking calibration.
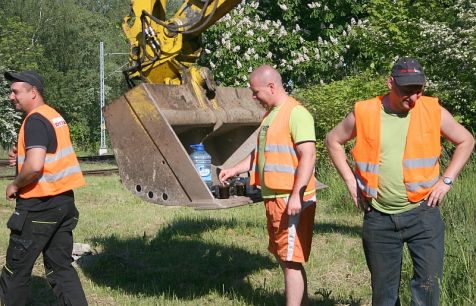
[352,96,441,203]
[250,97,316,193]
[17,104,85,198]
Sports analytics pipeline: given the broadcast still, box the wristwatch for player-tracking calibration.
[442,177,453,186]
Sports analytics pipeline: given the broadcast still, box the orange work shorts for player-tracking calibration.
[265,194,316,263]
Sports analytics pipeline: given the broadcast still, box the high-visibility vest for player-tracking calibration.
[250,97,316,193]
[352,96,441,203]
[17,104,85,198]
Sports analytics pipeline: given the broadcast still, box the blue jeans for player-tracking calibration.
[363,203,444,306]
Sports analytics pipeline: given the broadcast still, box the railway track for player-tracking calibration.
[0,168,119,180]
[0,154,116,166]
[0,155,118,180]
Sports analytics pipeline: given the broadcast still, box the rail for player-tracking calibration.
[0,155,118,180]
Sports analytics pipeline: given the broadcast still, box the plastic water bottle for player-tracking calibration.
[190,143,212,189]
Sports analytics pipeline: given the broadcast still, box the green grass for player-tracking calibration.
[0,158,474,305]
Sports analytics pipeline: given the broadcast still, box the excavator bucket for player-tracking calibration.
[104,81,265,209]
[104,82,327,209]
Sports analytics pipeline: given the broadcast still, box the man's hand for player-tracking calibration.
[345,179,359,209]
[8,145,17,166]
[426,180,451,207]
[6,183,19,201]
[287,194,302,216]
[219,168,237,184]
[345,178,371,212]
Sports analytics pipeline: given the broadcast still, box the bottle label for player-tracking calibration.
[198,166,211,177]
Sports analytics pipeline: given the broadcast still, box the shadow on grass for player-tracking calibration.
[28,275,57,305]
[314,222,362,238]
[79,217,360,305]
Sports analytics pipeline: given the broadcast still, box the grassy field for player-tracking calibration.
[0,158,474,305]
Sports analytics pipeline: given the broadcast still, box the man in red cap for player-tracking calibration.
[1,71,88,305]
[325,57,474,305]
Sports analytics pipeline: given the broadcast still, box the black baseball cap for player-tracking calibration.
[4,70,44,95]
[391,57,426,86]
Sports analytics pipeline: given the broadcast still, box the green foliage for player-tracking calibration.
[348,0,476,131]
[0,0,129,150]
[0,10,43,148]
[200,0,369,87]
[0,71,22,149]
[0,12,44,71]
[414,0,476,131]
[294,71,387,154]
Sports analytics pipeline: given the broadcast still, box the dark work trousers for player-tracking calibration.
[0,197,88,306]
[363,202,444,306]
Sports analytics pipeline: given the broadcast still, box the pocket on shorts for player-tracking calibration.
[6,210,28,232]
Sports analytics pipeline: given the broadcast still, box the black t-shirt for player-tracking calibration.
[17,113,72,211]
[24,113,57,153]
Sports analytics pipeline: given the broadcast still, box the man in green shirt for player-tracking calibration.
[325,58,474,305]
[220,65,317,306]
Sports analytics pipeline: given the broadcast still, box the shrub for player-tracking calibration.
[294,71,388,155]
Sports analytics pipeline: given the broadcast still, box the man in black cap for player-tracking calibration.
[325,58,474,305]
[1,71,88,305]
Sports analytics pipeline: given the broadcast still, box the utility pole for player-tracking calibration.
[98,42,128,155]
[99,42,107,155]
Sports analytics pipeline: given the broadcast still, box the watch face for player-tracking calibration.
[443,177,453,185]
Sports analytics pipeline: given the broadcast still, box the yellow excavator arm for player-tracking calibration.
[122,0,241,86]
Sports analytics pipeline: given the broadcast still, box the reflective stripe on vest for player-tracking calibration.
[18,146,76,165]
[355,161,379,174]
[265,144,297,156]
[405,176,439,192]
[38,165,82,183]
[403,156,439,169]
[17,104,85,198]
[263,163,296,174]
[352,96,441,202]
[355,172,378,198]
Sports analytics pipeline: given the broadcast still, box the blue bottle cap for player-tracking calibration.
[190,143,204,151]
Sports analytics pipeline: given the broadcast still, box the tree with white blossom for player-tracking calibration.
[199,0,368,87]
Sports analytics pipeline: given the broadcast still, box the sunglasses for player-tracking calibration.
[394,84,424,97]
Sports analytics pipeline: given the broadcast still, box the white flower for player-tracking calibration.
[237,60,242,69]
[205,49,211,54]
[278,3,288,11]
[210,61,216,69]
[266,51,273,59]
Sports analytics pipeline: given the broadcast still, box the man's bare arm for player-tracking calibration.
[426,107,475,206]
[6,147,46,200]
[219,150,255,183]
[325,112,361,208]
